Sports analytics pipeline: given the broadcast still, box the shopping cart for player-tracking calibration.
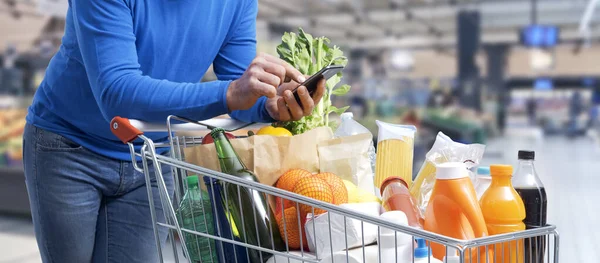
[110,115,560,263]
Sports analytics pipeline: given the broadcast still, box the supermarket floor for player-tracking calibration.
[0,134,598,262]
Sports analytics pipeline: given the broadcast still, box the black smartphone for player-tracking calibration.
[292,65,344,104]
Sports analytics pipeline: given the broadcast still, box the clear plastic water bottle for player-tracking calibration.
[177,175,218,263]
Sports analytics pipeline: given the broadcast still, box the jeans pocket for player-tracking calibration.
[34,127,84,152]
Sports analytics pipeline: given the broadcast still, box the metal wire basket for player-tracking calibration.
[110,116,559,263]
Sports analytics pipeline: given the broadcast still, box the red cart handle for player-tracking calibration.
[111,116,143,144]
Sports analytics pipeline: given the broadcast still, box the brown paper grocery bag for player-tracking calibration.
[182,127,334,186]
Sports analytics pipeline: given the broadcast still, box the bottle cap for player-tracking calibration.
[518,150,535,160]
[340,112,354,120]
[435,162,468,180]
[490,165,513,177]
[379,176,409,196]
[186,175,199,188]
[414,238,432,258]
[477,167,490,176]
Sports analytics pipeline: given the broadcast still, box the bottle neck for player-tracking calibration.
[213,131,247,174]
[518,159,535,168]
[491,174,513,186]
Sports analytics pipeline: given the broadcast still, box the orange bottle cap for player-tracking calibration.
[379,177,408,196]
[490,164,513,176]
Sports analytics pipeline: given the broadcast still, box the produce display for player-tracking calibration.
[0,108,27,167]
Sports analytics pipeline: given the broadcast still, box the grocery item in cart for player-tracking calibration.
[411,132,485,219]
[319,132,375,196]
[176,175,218,263]
[334,112,377,188]
[443,247,461,263]
[211,128,285,262]
[423,162,492,262]
[480,165,526,263]
[185,126,334,188]
[204,176,249,263]
[342,179,380,204]
[474,166,491,200]
[319,245,378,263]
[413,238,442,263]
[380,177,422,228]
[374,121,416,192]
[304,202,380,259]
[513,151,548,263]
[377,211,413,263]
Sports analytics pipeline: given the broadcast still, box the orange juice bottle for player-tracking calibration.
[424,162,493,262]
[480,165,526,263]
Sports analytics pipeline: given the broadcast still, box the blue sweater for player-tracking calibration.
[26,0,273,160]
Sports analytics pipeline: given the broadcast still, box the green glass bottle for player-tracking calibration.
[177,175,218,263]
[210,128,285,263]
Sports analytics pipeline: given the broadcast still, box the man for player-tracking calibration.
[23,0,325,262]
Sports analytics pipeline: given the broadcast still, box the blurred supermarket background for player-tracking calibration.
[1,0,599,262]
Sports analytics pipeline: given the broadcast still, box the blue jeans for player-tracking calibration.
[23,124,174,263]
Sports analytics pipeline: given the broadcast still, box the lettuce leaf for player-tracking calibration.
[275,28,351,135]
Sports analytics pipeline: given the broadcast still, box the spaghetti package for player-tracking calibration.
[374,121,417,195]
[409,132,486,218]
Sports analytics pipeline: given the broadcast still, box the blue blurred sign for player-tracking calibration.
[534,78,553,90]
[582,77,596,87]
[520,25,559,47]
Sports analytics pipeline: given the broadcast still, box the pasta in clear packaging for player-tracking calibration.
[374,121,417,195]
[410,132,485,219]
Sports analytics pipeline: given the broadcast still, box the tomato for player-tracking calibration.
[256,126,293,137]
[201,132,236,144]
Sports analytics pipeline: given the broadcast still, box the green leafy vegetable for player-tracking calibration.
[275,28,351,135]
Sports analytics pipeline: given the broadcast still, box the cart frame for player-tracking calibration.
[110,115,560,263]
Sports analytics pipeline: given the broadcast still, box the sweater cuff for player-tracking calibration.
[220,80,232,113]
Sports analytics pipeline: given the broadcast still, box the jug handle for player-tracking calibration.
[449,182,489,237]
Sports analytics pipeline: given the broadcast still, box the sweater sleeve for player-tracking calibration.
[212,0,275,123]
[70,0,231,123]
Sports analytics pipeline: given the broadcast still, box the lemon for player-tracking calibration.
[342,180,359,203]
[356,188,380,203]
[343,179,380,203]
[256,126,293,137]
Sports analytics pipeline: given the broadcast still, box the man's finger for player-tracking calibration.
[260,61,286,85]
[257,70,281,89]
[311,78,326,104]
[277,97,291,121]
[283,90,304,121]
[262,54,305,84]
[252,80,277,98]
[297,86,314,115]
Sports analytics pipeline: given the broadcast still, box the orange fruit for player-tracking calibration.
[275,169,313,214]
[316,172,348,205]
[275,206,308,250]
[292,176,333,215]
[276,169,313,191]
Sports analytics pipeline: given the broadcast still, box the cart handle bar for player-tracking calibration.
[111,117,143,144]
[110,116,264,144]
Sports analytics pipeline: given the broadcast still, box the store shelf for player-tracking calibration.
[0,166,31,216]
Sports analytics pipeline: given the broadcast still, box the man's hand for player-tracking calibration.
[265,78,326,121]
[226,53,305,111]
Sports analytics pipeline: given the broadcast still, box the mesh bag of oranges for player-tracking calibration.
[274,169,348,250]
